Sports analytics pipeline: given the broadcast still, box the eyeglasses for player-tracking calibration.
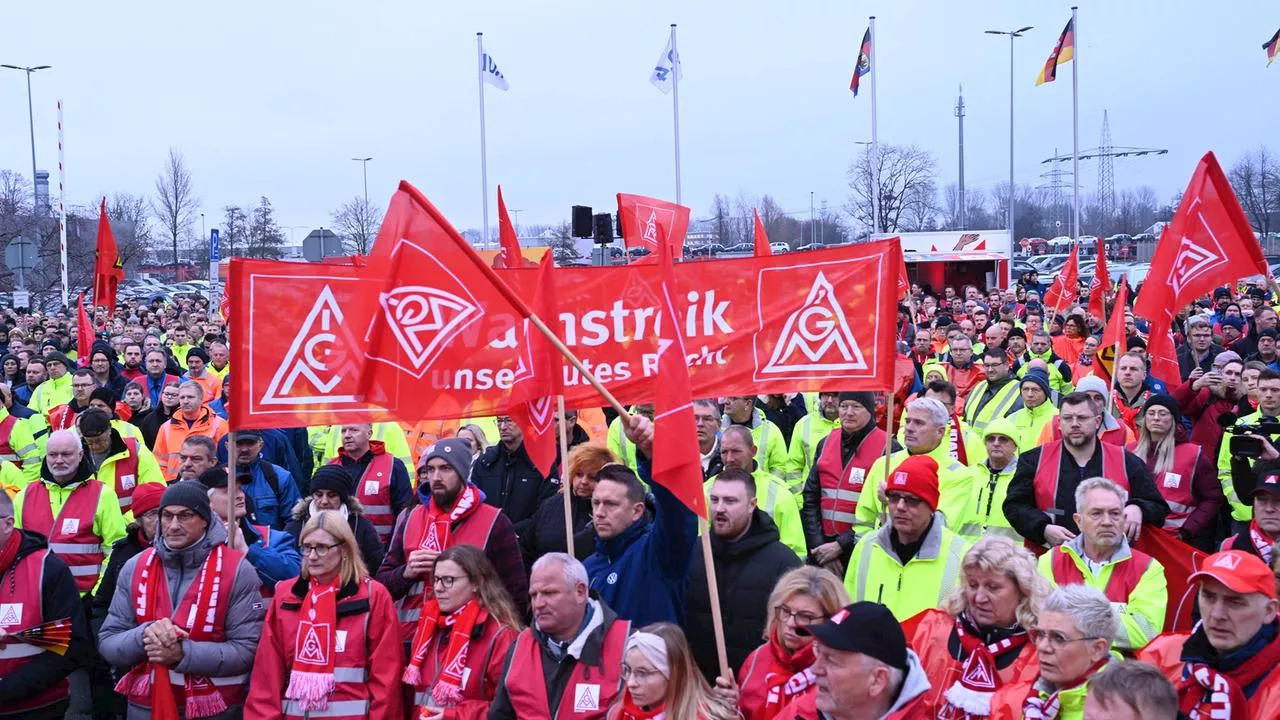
[138,510,160,523]
[885,492,926,509]
[301,542,340,558]
[496,417,516,426]
[1029,628,1102,650]
[775,605,825,626]
[433,574,466,589]
[161,510,200,524]
[621,664,663,682]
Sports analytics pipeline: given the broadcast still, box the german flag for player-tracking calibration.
[1265,28,1280,67]
[1036,18,1075,85]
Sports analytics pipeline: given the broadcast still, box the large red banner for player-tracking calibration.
[229,240,899,430]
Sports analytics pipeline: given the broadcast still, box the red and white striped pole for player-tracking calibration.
[57,99,68,308]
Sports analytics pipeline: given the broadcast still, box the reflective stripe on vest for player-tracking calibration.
[0,548,70,712]
[108,437,143,513]
[1155,444,1201,531]
[816,427,886,538]
[283,588,377,720]
[394,503,501,636]
[1050,545,1152,604]
[335,452,396,542]
[1033,442,1129,517]
[853,529,965,614]
[0,414,19,462]
[284,700,370,718]
[20,480,107,593]
[503,620,630,719]
[964,380,1021,431]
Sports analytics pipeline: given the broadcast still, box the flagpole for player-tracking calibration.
[477,32,491,247]
[670,24,682,205]
[557,395,574,557]
[226,431,237,545]
[869,15,879,234]
[57,99,68,308]
[877,389,894,527]
[1071,6,1080,242]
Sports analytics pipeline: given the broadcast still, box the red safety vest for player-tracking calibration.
[108,438,143,513]
[0,547,70,714]
[502,619,630,719]
[47,403,80,432]
[1050,545,1152,603]
[409,616,515,709]
[331,445,396,543]
[1151,444,1202,532]
[1033,441,1129,515]
[124,546,249,711]
[20,480,106,593]
[0,414,21,464]
[280,579,379,720]
[394,502,502,636]
[816,427,886,537]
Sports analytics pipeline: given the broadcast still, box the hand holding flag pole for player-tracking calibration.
[557,395,574,557]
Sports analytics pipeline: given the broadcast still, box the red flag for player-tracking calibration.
[752,210,771,257]
[1099,278,1129,349]
[93,198,124,309]
[503,252,561,477]
[76,293,93,361]
[1087,237,1110,319]
[890,238,908,300]
[495,185,533,269]
[651,224,708,519]
[1134,152,1269,325]
[1042,244,1079,315]
[1146,325,1183,387]
[616,193,690,261]
[1133,528,1204,633]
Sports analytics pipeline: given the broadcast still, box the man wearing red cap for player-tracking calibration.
[843,453,969,620]
[1138,550,1280,718]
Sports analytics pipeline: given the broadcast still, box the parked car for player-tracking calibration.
[1032,254,1072,272]
[770,242,790,254]
[688,244,726,257]
[722,243,753,254]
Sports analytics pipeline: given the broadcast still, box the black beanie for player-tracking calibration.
[1140,394,1182,426]
[186,347,211,363]
[160,480,212,525]
[90,387,118,408]
[837,392,877,417]
[310,465,354,501]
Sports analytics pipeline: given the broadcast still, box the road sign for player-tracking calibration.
[209,229,220,262]
[12,291,30,309]
[5,236,41,290]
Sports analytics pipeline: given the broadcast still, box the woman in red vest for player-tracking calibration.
[607,622,739,720]
[901,537,1048,719]
[246,510,405,720]
[1128,395,1223,548]
[736,566,850,720]
[402,544,522,718]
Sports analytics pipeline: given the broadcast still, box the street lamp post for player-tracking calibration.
[985,26,1032,278]
[351,157,372,207]
[1,64,52,208]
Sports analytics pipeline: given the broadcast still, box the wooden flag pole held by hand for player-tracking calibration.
[225,431,237,545]
[701,523,731,677]
[557,396,574,557]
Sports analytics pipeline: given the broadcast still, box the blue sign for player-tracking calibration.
[209,229,220,261]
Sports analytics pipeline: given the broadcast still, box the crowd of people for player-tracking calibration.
[4,275,1280,719]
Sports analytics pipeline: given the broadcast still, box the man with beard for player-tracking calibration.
[118,343,145,383]
[1003,392,1168,548]
[714,426,805,557]
[1038,478,1167,650]
[376,437,528,639]
[1021,329,1075,397]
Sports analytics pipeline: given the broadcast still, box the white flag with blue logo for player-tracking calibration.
[481,52,509,91]
[649,35,681,94]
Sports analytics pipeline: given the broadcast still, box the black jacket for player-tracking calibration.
[1003,442,1169,544]
[487,596,626,720]
[686,510,803,681]
[519,491,596,569]
[1177,343,1224,382]
[757,395,808,446]
[283,497,385,573]
[472,442,558,529]
[0,530,92,705]
[90,526,149,636]
[137,403,177,449]
[801,427,901,551]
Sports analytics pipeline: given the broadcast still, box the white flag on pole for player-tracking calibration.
[481,52,509,91]
[649,35,681,93]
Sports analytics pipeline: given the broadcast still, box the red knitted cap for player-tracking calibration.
[886,454,940,512]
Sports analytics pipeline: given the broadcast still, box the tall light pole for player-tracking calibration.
[1,64,52,207]
[810,192,816,245]
[985,27,1032,274]
[351,157,372,207]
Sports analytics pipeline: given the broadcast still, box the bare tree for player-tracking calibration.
[221,205,249,259]
[152,149,199,277]
[245,196,285,259]
[104,192,157,266]
[1229,147,1280,237]
[329,197,382,255]
[548,221,581,264]
[709,194,733,245]
[0,170,28,216]
[846,144,940,234]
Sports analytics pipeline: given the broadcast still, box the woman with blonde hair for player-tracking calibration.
[609,623,739,720]
[246,511,405,719]
[456,424,489,462]
[903,536,1049,719]
[520,443,620,565]
[735,566,849,720]
[1129,394,1222,547]
[402,544,523,718]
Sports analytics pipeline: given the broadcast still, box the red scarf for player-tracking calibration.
[939,614,1030,720]
[114,546,231,720]
[1248,521,1277,565]
[417,485,482,553]
[760,630,817,720]
[1022,658,1108,720]
[0,530,20,576]
[284,577,340,712]
[618,689,665,720]
[948,414,969,464]
[1178,627,1280,720]
[403,598,485,708]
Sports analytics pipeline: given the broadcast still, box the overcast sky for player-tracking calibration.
[2,1,1277,240]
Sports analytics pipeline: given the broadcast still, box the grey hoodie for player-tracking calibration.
[98,519,265,720]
